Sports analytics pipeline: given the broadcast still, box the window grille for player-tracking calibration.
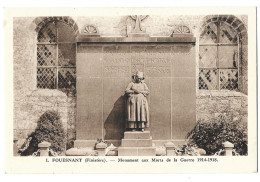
[199,21,239,90]
[37,21,76,94]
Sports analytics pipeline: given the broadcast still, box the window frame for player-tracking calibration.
[199,21,241,91]
[36,21,76,93]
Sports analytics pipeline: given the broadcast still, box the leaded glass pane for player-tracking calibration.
[218,46,238,68]
[200,22,218,44]
[58,43,76,66]
[37,22,57,43]
[199,46,217,68]
[220,69,238,90]
[57,22,76,43]
[199,69,218,90]
[37,45,57,66]
[219,22,238,44]
[58,68,76,89]
[37,67,56,89]
[37,21,77,91]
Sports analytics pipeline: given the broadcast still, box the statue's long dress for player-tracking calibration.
[125,82,149,130]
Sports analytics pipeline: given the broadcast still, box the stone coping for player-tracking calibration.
[77,35,196,43]
[197,90,248,98]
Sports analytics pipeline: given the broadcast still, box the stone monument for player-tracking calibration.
[118,71,156,156]
[75,19,196,149]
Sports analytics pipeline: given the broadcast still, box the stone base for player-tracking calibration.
[74,140,96,148]
[118,147,156,156]
[124,131,151,139]
[118,131,156,156]
[74,139,187,148]
[121,138,152,147]
[65,147,97,156]
[152,140,186,146]
[74,140,122,148]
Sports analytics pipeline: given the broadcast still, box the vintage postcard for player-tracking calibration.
[4,7,257,173]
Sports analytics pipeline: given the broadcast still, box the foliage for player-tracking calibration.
[175,144,200,156]
[21,111,66,156]
[186,116,247,155]
[94,138,107,150]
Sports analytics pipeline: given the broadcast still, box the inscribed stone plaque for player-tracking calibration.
[149,78,171,140]
[76,42,196,143]
[145,45,171,67]
[172,77,196,139]
[77,45,103,78]
[131,45,146,64]
[103,66,130,77]
[172,44,193,54]
[103,78,126,140]
[103,45,131,77]
[144,45,171,77]
[146,66,171,77]
[76,77,103,140]
[171,45,195,77]
[131,64,144,74]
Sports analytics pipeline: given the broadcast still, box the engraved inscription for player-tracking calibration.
[104,66,129,73]
[103,53,131,66]
[131,58,145,64]
[131,64,144,74]
[131,52,146,64]
[146,66,171,77]
[146,53,171,66]
[146,57,170,64]
[104,66,130,77]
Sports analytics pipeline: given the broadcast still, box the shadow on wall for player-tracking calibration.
[104,95,126,140]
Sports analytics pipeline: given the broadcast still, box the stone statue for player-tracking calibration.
[125,71,149,132]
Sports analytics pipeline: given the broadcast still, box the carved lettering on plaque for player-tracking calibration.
[146,66,171,77]
[104,66,130,77]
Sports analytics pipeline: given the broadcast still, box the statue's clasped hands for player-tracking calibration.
[133,89,141,94]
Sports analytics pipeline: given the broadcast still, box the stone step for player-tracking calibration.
[121,139,152,147]
[118,147,156,156]
[124,131,151,139]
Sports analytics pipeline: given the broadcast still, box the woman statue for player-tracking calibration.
[125,71,149,132]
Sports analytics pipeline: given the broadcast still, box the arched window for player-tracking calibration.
[199,21,240,90]
[36,20,76,94]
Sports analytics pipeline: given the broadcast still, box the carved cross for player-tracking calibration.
[130,15,148,33]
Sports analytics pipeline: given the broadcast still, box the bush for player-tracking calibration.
[21,111,66,155]
[186,116,247,155]
[94,138,107,150]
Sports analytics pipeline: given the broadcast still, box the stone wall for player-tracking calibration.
[14,90,76,141]
[13,18,76,149]
[196,90,248,122]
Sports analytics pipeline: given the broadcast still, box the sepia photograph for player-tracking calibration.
[3,6,257,174]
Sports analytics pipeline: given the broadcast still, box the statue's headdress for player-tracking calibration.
[132,71,145,82]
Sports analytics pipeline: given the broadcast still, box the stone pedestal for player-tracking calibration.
[96,142,107,156]
[118,131,156,156]
[38,141,51,156]
[222,141,234,156]
[164,142,176,156]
